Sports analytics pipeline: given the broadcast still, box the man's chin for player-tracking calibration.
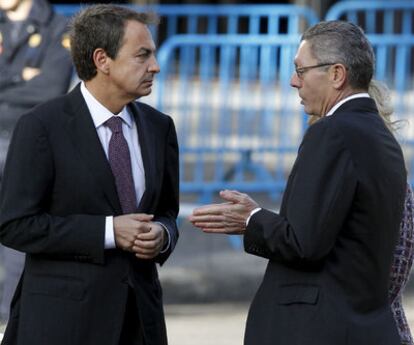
[302,105,311,115]
[134,88,152,99]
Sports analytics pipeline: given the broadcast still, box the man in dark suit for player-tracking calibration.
[190,21,406,345]
[0,4,178,345]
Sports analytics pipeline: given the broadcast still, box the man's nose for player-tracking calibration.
[149,56,160,74]
[290,72,301,88]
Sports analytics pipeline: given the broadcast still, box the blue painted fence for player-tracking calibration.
[156,34,303,205]
[55,4,318,41]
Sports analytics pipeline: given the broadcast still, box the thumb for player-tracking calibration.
[219,190,244,203]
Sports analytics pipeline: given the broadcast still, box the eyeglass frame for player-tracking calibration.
[294,63,337,79]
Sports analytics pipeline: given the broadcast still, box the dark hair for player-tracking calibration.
[69,4,159,81]
[301,21,375,90]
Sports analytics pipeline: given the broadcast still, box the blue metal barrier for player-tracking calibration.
[325,1,414,88]
[326,0,414,33]
[326,2,414,185]
[148,5,318,78]
[54,4,318,41]
[156,34,303,205]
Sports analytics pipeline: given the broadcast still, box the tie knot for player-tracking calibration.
[105,116,123,133]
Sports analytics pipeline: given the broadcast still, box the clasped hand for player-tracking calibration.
[189,190,259,234]
[114,214,165,259]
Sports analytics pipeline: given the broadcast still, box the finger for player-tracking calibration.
[136,231,158,241]
[133,241,162,254]
[135,253,157,260]
[133,245,159,254]
[137,224,164,239]
[188,214,226,223]
[136,223,153,233]
[134,238,160,249]
[202,226,244,234]
[192,202,231,216]
[193,222,227,229]
[129,213,154,222]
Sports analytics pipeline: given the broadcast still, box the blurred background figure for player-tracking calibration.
[0,0,72,324]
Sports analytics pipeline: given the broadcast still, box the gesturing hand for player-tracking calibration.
[189,190,259,234]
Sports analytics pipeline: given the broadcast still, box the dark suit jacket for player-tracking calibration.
[244,98,406,345]
[0,84,179,345]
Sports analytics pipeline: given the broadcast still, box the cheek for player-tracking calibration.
[304,82,323,100]
[301,83,313,99]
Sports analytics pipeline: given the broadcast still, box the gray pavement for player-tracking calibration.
[0,298,413,344]
[165,303,248,345]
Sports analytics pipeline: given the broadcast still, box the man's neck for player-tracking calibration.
[323,88,367,116]
[84,80,131,115]
[6,0,32,21]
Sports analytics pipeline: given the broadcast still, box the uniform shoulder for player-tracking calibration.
[44,9,71,40]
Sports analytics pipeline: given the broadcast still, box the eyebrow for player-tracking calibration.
[137,47,155,54]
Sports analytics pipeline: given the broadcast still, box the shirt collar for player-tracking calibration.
[326,93,370,117]
[80,82,133,129]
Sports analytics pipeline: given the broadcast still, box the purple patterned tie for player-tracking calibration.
[105,116,137,214]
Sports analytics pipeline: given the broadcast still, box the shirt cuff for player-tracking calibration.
[246,208,262,226]
[155,221,171,253]
[105,216,116,249]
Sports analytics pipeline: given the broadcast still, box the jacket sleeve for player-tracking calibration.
[0,114,106,265]
[153,116,179,265]
[244,119,357,264]
[0,18,73,106]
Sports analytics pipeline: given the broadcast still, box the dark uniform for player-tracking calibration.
[0,0,72,170]
[0,0,72,322]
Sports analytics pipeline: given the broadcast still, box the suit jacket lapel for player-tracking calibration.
[128,102,154,212]
[64,85,122,214]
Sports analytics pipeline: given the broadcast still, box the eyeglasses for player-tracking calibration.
[295,63,336,79]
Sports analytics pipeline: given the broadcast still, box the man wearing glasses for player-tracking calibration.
[190,21,406,345]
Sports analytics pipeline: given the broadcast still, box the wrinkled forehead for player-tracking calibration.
[122,19,156,50]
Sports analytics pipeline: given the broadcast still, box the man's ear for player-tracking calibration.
[92,48,110,75]
[330,63,347,90]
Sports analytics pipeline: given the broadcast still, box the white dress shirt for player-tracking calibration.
[80,82,146,248]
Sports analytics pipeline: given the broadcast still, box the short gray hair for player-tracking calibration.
[301,21,375,90]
